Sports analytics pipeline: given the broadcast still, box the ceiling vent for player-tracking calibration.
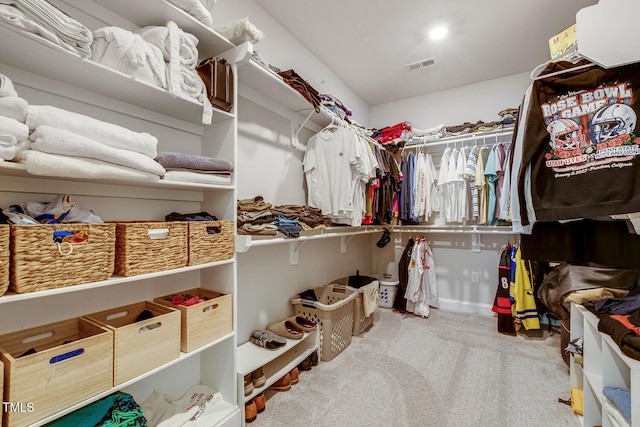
[406,57,436,71]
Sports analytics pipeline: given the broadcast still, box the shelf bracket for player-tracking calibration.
[220,41,253,66]
[234,235,252,253]
[290,109,314,151]
[340,235,355,253]
[471,228,482,253]
[289,241,302,265]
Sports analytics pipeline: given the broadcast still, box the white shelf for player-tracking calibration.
[584,371,604,405]
[0,258,235,305]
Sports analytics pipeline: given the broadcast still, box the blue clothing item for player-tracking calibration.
[603,386,631,422]
[44,392,147,427]
[484,147,498,225]
[409,153,416,221]
[400,157,409,221]
[595,294,640,315]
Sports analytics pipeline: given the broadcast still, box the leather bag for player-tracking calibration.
[196,57,234,112]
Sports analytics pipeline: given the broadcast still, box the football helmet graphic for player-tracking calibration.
[590,103,637,144]
[546,119,587,150]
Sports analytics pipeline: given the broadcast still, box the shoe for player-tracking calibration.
[310,351,319,366]
[244,374,254,396]
[268,373,291,392]
[250,330,287,350]
[289,367,299,385]
[245,399,257,423]
[251,367,266,388]
[288,316,317,332]
[297,356,312,372]
[254,392,265,413]
[267,320,304,340]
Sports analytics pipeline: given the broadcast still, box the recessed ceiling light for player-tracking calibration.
[429,26,448,40]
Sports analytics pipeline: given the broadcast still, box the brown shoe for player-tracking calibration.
[267,320,304,340]
[244,374,254,396]
[254,392,265,413]
[290,367,299,385]
[298,356,312,372]
[245,399,257,423]
[268,373,291,391]
[251,367,266,388]
[310,351,319,366]
[288,316,317,332]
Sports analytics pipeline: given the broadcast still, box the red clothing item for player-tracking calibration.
[375,122,411,143]
[611,314,640,335]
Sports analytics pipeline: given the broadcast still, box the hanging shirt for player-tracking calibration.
[510,246,540,331]
[475,146,490,225]
[404,239,438,317]
[464,146,480,219]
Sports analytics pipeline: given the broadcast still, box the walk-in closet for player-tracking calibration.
[0,0,638,426]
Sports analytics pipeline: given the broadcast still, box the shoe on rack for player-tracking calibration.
[251,367,266,388]
[310,351,319,366]
[245,399,257,423]
[244,374,255,396]
[267,319,304,340]
[288,315,317,332]
[268,373,292,392]
[297,356,312,372]
[250,330,287,350]
[254,392,265,413]
[289,367,299,385]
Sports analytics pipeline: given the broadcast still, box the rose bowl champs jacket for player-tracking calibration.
[517,60,640,224]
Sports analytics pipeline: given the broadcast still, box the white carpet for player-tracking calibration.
[250,308,579,427]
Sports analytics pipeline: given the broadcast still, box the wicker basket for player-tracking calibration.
[114,221,188,276]
[290,284,357,362]
[10,223,116,294]
[0,225,9,296]
[187,220,234,265]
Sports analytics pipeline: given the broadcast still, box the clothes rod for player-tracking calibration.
[404,128,514,150]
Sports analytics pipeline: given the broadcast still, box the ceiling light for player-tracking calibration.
[429,26,448,40]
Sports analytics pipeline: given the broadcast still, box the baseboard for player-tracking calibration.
[437,298,494,316]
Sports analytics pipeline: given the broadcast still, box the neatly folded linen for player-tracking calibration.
[16,150,159,182]
[0,73,18,97]
[215,17,264,45]
[27,105,158,158]
[30,126,166,176]
[166,0,212,26]
[0,115,29,141]
[162,170,231,185]
[156,151,233,172]
[0,96,28,122]
[0,139,28,160]
[91,26,167,89]
[0,0,92,57]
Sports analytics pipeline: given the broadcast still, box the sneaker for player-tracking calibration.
[268,373,291,392]
[244,374,254,396]
[251,367,266,388]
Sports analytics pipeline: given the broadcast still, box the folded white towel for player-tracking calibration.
[215,17,265,45]
[91,26,167,89]
[30,126,166,176]
[162,170,231,185]
[0,0,92,57]
[0,96,28,122]
[361,281,379,317]
[0,72,18,97]
[16,150,160,182]
[0,139,29,159]
[0,115,29,141]
[166,0,212,26]
[27,105,158,158]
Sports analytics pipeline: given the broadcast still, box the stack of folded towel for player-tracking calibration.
[0,0,93,58]
[0,73,30,160]
[17,104,163,182]
[155,151,233,185]
[167,0,216,26]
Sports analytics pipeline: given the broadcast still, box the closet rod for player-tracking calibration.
[392,226,517,235]
[404,128,514,150]
[316,105,386,150]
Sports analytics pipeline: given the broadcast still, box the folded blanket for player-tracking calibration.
[0,96,28,122]
[16,150,159,182]
[162,170,231,185]
[0,0,92,57]
[91,26,167,89]
[605,398,630,427]
[0,115,29,141]
[215,17,265,45]
[27,105,158,158]
[30,125,166,176]
[0,73,17,97]
[603,387,631,423]
[166,0,212,26]
[156,151,234,172]
[0,139,28,160]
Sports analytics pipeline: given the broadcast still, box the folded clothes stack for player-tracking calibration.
[237,197,329,238]
[0,74,30,161]
[18,104,162,182]
[237,196,277,236]
[155,151,233,185]
[0,0,93,58]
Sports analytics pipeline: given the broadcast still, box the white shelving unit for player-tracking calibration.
[0,1,242,425]
[571,303,640,426]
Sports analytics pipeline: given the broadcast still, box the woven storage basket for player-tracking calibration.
[114,221,188,276]
[0,225,8,296]
[290,284,357,362]
[187,220,234,265]
[10,223,116,294]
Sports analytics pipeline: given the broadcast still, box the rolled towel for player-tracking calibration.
[0,73,18,97]
[215,17,265,45]
[156,151,234,172]
[162,170,231,185]
[0,96,28,122]
[15,150,160,182]
[30,126,166,176]
[166,0,212,26]
[0,139,29,160]
[0,115,29,142]
[26,105,158,158]
[0,0,93,57]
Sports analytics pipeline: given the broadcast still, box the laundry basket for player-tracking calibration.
[290,284,358,362]
[378,280,400,309]
[329,276,377,335]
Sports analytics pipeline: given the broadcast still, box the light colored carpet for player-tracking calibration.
[250,308,579,427]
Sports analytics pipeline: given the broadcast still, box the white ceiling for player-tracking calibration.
[256,0,599,106]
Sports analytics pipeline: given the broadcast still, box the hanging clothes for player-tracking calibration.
[404,238,439,317]
[510,245,541,331]
[395,237,415,312]
[492,244,516,335]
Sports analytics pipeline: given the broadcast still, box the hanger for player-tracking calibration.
[530,58,598,81]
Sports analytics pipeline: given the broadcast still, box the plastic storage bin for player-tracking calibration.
[378,280,400,309]
[291,284,357,362]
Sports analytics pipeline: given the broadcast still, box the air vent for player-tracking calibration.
[406,57,436,71]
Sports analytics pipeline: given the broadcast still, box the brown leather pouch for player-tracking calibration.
[196,57,234,112]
